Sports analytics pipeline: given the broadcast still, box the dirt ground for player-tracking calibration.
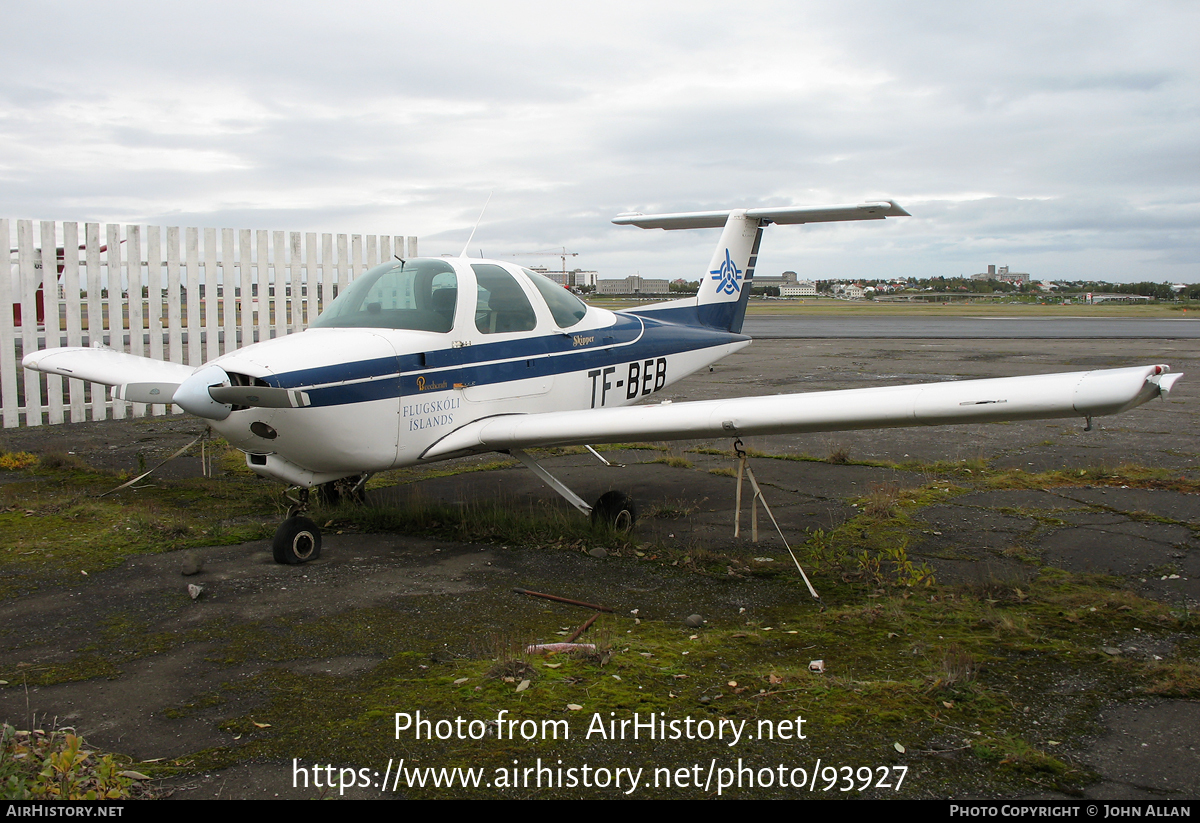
[0,337,1197,799]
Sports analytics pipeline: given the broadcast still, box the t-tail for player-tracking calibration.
[614,200,910,333]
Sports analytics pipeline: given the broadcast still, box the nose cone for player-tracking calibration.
[172,364,233,420]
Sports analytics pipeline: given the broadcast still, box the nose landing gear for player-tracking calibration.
[272,487,322,565]
[271,475,370,564]
[273,514,322,564]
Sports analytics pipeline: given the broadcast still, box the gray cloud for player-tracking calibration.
[1,1,1196,284]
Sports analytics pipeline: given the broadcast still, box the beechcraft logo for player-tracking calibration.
[710,249,742,295]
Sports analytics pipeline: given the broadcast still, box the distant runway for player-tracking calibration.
[743,316,1200,339]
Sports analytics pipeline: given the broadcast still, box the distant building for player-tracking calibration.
[752,270,800,290]
[971,264,1030,285]
[780,281,817,297]
[529,266,597,288]
[1087,293,1152,304]
[595,275,670,295]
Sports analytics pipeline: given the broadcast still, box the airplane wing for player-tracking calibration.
[22,347,197,404]
[421,365,1181,460]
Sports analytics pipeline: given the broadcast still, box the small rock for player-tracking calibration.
[684,614,703,628]
[699,696,711,704]
[1101,646,1122,656]
[187,584,203,600]
[181,553,203,576]
[588,547,608,558]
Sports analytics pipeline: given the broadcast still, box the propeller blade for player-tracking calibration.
[111,382,182,404]
[208,386,312,409]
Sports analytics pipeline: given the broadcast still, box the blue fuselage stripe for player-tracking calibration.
[266,315,747,408]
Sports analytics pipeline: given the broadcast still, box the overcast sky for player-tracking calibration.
[2,1,1197,284]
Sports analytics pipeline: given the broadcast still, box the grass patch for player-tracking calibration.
[649,455,693,469]
[1,724,155,800]
[979,464,1200,494]
[0,461,277,597]
[317,495,636,555]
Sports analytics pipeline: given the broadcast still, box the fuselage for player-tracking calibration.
[202,257,749,486]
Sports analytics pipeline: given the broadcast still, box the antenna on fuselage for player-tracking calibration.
[459,191,493,258]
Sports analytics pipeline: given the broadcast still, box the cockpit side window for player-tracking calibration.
[310,260,458,332]
[472,264,537,334]
[522,268,588,328]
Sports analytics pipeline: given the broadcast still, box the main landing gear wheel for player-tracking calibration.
[273,516,322,565]
[591,491,637,532]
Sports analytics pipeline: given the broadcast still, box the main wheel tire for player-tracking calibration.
[591,491,637,532]
[272,516,322,565]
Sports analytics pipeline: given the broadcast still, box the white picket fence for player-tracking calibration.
[2,219,418,428]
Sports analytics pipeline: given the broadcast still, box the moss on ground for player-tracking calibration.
[0,451,1196,797]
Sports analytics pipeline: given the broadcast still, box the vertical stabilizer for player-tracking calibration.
[694,210,762,333]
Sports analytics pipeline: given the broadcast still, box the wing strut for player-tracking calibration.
[509,449,593,515]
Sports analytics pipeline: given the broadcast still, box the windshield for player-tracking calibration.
[310,260,458,332]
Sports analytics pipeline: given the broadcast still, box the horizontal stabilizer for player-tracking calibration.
[422,365,1179,460]
[613,201,910,230]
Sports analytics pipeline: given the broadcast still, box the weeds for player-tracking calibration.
[0,452,38,471]
[34,453,91,471]
[650,455,693,469]
[319,495,636,553]
[1,724,152,800]
[644,499,699,519]
[827,446,850,465]
[974,735,1072,776]
[1140,660,1200,697]
[928,643,978,690]
[862,481,901,519]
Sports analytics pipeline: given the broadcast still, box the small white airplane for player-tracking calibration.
[23,202,1182,564]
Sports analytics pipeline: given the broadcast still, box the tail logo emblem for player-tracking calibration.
[710,248,743,295]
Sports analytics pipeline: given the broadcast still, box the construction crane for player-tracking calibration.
[505,247,579,279]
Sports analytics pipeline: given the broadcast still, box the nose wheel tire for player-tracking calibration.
[273,516,322,564]
[591,491,637,532]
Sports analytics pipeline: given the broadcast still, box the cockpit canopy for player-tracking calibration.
[310,259,459,332]
[310,259,587,333]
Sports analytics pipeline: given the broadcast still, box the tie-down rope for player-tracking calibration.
[733,438,820,602]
